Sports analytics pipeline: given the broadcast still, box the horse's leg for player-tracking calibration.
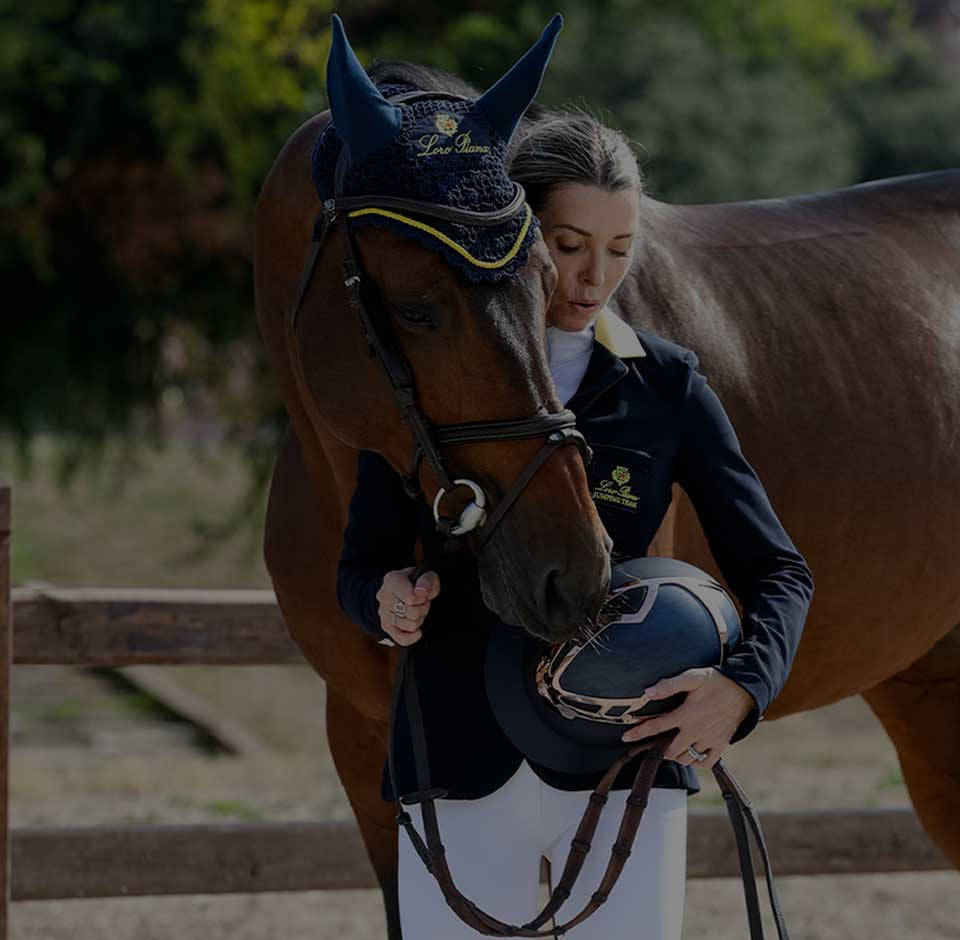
[264,429,400,935]
[860,622,960,869]
[327,686,401,940]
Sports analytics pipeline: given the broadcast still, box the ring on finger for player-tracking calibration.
[393,600,407,616]
[686,745,709,762]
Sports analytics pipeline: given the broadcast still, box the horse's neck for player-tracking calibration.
[615,176,957,363]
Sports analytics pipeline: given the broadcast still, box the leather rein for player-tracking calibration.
[286,89,790,938]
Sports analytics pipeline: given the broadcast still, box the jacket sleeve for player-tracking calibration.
[337,450,419,641]
[674,351,815,743]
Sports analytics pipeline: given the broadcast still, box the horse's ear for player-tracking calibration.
[475,13,563,145]
[325,14,403,163]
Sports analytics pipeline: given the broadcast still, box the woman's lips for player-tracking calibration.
[569,300,600,311]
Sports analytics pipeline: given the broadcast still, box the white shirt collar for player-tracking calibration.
[546,320,595,368]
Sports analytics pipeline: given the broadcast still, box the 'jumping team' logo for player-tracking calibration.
[611,465,631,486]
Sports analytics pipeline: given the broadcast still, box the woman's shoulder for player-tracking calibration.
[632,326,699,371]
[622,323,701,405]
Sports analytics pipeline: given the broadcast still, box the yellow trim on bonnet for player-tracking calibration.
[595,307,646,358]
[347,204,533,270]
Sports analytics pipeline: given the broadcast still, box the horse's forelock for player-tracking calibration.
[364,59,545,131]
[366,59,481,99]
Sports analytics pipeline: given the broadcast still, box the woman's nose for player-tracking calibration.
[580,253,604,287]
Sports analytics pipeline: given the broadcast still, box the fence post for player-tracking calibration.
[0,481,10,940]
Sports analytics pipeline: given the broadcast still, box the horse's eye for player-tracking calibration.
[392,303,436,327]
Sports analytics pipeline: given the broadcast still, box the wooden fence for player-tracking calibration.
[0,479,952,936]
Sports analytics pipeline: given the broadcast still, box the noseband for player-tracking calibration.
[287,90,590,552]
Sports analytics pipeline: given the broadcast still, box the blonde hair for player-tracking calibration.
[508,106,643,213]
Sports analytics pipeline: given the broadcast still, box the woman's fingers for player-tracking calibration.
[378,568,441,605]
[621,668,751,769]
[375,568,442,645]
[383,623,423,647]
[388,604,428,627]
[412,570,441,600]
[396,601,429,625]
[379,569,419,605]
[672,740,725,769]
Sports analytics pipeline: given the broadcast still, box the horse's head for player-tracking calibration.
[282,15,611,641]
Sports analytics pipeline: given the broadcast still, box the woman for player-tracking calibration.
[338,108,814,938]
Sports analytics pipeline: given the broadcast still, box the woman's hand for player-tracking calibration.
[620,667,756,769]
[376,567,441,646]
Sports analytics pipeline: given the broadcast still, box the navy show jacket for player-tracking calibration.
[337,308,815,801]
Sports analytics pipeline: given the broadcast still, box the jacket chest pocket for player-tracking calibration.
[588,443,670,553]
[588,444,657,515]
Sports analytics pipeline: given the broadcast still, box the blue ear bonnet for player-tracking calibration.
[311,83,538,284]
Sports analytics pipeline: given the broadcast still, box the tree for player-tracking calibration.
[1,0,955,482]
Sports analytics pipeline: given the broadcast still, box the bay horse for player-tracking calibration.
[255,50,960,940]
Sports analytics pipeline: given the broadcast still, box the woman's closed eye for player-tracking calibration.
[555,242,629,258]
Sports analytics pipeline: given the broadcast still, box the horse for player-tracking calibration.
[254,45,960,940]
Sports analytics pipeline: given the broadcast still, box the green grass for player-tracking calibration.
[203,799,263,820]
[40,701,88,722]
[116,691,173,718]
[1,433,272,589]
[37,686,171,723]
[876,769,904,790]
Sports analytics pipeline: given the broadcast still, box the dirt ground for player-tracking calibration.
[6,434,958,937]
[9,664,960,940]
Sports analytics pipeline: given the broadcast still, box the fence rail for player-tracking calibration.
[9,809,951,902]
[11,587,300,665]
[0,480,953,934]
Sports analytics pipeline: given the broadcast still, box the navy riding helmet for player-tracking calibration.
[484,557,742,775]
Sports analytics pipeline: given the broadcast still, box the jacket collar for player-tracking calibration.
[594,306,646,359]
[565,307,644,415]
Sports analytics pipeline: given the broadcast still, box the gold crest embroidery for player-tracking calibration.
[435,113,458,136]
[592,465,639,511]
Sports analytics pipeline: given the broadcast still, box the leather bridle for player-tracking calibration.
[286,90,591,552]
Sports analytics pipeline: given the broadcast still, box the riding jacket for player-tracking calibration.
[337,308,815,801]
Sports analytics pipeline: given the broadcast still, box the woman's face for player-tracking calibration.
[537,183,639,332]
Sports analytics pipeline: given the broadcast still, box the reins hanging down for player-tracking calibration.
[389,604,789,938]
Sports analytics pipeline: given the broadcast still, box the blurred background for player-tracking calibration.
[2,1,959,937]
[4,0,960,535]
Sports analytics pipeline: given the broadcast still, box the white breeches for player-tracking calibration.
[397,759,687,939]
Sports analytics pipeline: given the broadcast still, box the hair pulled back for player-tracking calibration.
[508,107,643,214]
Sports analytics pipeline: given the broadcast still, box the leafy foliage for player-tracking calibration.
[1,0,957,490]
